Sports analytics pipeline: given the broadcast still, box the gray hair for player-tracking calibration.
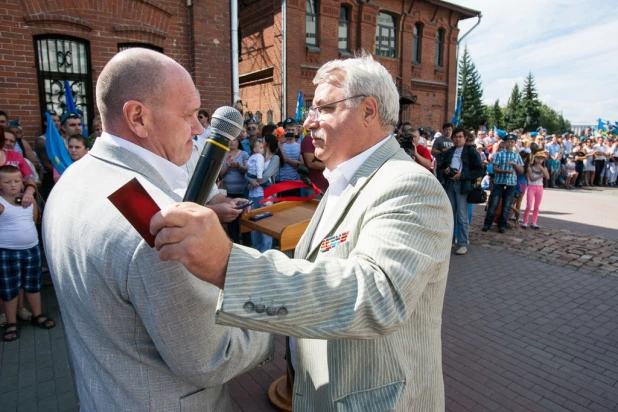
[312,51,399,129]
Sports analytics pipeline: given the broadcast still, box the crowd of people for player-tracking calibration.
[392,122,617,255]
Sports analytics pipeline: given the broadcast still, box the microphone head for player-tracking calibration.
[211,106,244,142]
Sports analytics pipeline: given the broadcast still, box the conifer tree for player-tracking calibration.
[488,99,504,130]
[505,83,525,131]
[457,47,485,131]
[521,72,541,131]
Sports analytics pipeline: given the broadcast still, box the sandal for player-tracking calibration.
[31,314,56,330]
[3,323,19,342]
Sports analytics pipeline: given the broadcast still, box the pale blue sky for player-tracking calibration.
[457,0,617,125]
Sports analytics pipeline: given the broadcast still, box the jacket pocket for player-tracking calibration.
[334,380,405,412]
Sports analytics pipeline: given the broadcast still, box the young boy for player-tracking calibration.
[0,165,55,342]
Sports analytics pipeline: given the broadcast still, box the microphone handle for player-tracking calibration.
[183,136,230,205]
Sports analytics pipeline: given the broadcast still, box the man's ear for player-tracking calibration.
[123,100,151,139]
[363,96,379,126]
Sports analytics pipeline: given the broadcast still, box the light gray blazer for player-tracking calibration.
[43,139,274,411]
[216,137,453,411]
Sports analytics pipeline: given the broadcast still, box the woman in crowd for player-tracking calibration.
[0,128,36,208]
[219,136,249,244]
[522,152,549,229]
[583,138,596,186]
[592,137,608,186]
[245,134,281,252]
[53,135,90,182]
[572,141,587,187]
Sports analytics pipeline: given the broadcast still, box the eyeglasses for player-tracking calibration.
[307,94,367,121]
[247,126,257,131]
[198,115,205,119]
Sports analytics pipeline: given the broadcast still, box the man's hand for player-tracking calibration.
[452,171,461,180]
[207,201,244,223]
[150,202,232,288]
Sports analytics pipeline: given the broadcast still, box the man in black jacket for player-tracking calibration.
[438,128,484,255]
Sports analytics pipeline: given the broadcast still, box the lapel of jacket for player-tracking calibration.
[300,137,402,260]
[88,138,181,201]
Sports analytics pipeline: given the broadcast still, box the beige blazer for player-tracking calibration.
[43,139,274,411]
[216,137,453,411]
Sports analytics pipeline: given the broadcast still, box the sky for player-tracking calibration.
[456,0,617,125]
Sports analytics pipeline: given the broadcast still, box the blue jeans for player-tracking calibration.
[248,195,272,253]
[446,180,470,248]
[484,184,516,229]
[454,203,473,242]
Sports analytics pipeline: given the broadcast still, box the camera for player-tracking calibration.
[399,134,415,151]
[445,169,458,178]
[15,196,22,205]
[284,132,298,139]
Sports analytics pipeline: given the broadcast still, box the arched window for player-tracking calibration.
[267,110,273,123]
[435,29,445,67]
[413,23,423,64]
[375,12,397,58]
[338,6,350,52]
[255,111,263,123]
[34,35,93,133]
[306,0,319,46]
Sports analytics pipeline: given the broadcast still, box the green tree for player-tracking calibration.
[521,72,541,131]
[457,47,485,131]
[505,83,525,131]
[488,99,505,130]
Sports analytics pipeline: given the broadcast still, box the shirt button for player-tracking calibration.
[277,307,288,317]
[243,302,255,312]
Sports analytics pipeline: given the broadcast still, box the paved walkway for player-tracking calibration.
[2,190,618,411]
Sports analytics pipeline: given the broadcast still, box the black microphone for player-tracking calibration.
[184,106,243,205]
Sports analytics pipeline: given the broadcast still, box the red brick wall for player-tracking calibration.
[239,0,470,130]
[0,0,232,141]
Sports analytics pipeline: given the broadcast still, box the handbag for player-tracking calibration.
[467,176,487,204]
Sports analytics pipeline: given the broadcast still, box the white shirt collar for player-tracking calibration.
[99,132,188,197]
[322,135,391,196]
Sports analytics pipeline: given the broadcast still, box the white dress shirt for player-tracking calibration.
[99,132,189,197]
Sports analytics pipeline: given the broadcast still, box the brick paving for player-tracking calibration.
[2,215,618,411]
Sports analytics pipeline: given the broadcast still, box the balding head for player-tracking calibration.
[96,48,203,165]
[97,48,175,130]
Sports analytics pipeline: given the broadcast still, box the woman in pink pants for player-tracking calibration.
[522,152,549,229]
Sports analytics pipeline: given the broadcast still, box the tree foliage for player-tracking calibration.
[538,103,572,134]
[521,72,542,131]
[488,99,505,130]
[457,47,486,131]
[505,84,525,131]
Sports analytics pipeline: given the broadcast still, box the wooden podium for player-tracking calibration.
[240,200,319,411]
[240,199,318,251]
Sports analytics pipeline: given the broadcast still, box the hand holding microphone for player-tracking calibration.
[184,106,244,205]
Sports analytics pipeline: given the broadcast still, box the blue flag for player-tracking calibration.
[64,80,87,136]
[45,112,73,174]
[295,90,305,122]
[451,94,462,127]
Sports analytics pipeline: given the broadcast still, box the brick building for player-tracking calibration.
[239,0,480,130]
[0,0,234,139]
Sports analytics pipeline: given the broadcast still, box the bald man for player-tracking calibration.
[42,49,273,412]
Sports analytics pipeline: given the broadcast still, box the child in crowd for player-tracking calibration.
[522,152,549,229]
[246,140,270,253]
[562,155,578,189]
[0,165,55,342]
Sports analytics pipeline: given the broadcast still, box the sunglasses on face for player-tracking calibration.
[247,126,257,131]
[198,115,205,119]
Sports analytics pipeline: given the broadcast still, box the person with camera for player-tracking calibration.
[400,125,432,171]
[438,128,484,255]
